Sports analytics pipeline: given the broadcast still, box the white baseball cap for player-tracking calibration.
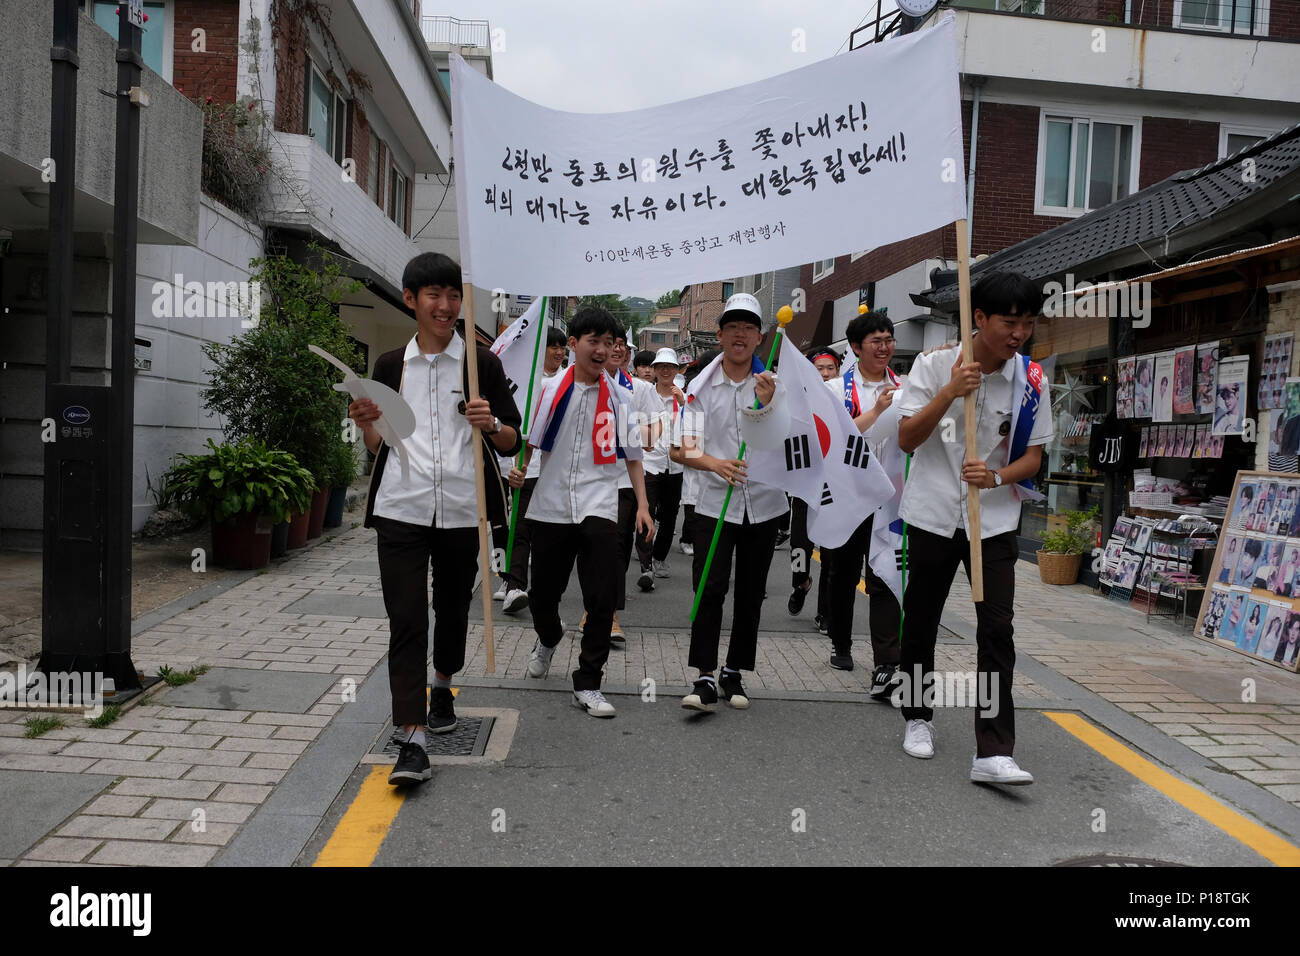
[718,292,763,329]
[651,347,681,367]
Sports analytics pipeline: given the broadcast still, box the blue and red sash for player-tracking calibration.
[535,366,625,464]
[1008,355,1044,495]
[842,365,900,417]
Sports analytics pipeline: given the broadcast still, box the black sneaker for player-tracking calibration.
[870,664,898,700]
[829,651,855,671]
[637,567,655,592]
[388,742,431,787]
[427,687,457,734]
[788,584,809,615]
[681,678,718,713]
[814,614,828,634]
[718,671,750,710]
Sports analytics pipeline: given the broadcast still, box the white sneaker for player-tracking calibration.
[503,588,529,614]
[573,689,616,718]
[492,581,508,601]
[902,719,936,759]
[527,640,554,679]
[680,540,694,556]
[653,559,671,578]
[970,755,1034,786]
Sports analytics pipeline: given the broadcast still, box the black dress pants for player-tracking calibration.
[826,513,901,663]
[688,514,782,673]
[375,518,478,727]
[898,527,1019,758]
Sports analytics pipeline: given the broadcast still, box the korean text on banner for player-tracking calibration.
[450,14,966,293]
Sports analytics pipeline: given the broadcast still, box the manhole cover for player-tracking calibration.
[374,716,495,759]
[1054,856,1188,867]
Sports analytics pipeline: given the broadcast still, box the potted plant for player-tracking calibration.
[1036,506,1099,586]
[323,439,358,529]
[165,439,314,569]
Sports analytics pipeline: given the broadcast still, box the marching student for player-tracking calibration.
[350,252,522,787]
[515,306,654,717]
[672,294,788,714]
[676,349,719,562]
[788,347,840,630]
[822,312,904,692]
[894,271,1052,786]
[499,327,569,612]
[607,332,662,614]
[636,348,687,579]
[633,349,657,382]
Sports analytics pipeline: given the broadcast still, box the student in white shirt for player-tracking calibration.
[672,293,788,714]
[512,307,653,717]
[823,313,904,691]
[498,327,567,613]
[636,347,687,579]
[349,253,521,787]
[894,270,1052,786]
[607,332,662,621]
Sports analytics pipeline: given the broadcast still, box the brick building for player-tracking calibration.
[792,0,1300,357]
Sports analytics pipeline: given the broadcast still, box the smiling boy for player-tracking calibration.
[350,252,521,787]
[893,271,1052,786]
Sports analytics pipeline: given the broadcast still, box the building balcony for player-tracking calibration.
[263,130,420,295]
[421,16,491,49]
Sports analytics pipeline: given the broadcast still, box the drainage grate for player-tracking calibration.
[375,716,494,758]
[1054,856,1188,867]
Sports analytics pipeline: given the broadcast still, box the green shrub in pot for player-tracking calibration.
[165,439,314,524]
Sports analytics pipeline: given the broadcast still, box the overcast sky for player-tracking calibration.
[464,0,902,303]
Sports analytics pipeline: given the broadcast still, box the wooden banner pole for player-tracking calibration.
[956,218,984,603]
[463,290,497,673]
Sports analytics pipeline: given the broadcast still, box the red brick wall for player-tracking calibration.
[375,141,388,210]
[404,172,413,236]
[1123,0,1296,37]
[171,0,238,103]
[1140,116,1219,185]
[273,5,306,134]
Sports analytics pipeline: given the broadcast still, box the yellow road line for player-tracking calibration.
[313,686,459,867]
[1044,711,1300,867]
[811,548,867,595]
[312,766,405,867]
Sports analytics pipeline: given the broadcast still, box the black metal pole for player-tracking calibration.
[40,1,79,676]
[104,4,144,690]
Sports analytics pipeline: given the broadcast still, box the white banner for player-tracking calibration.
[451,14,966,294]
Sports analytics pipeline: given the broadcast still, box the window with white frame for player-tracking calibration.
[1038,112,1137,216]
[307,63,347,164]
[1173,0,1268,35]
[1219,124,1275,159]
[813,258,835,282]
[389,167,408,232]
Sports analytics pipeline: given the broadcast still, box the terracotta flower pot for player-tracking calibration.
[306,487,329,539]
[1036,550,1082,586]
[287,509,310,549]
[210,512,273,569]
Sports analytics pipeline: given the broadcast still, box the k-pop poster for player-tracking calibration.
[1212,355,1249,436]
[1134,354,1154,419]
[1152,351,1175,423]
[1173,346,1195,415]
[1195,341,1218,414]
[1117,356,1135,419]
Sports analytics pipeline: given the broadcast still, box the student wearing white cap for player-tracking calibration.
[636,348,688,577]
[671,293,788,714]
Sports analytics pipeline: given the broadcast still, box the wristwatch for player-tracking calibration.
[491,416,502,434]
[992,471,1003,488]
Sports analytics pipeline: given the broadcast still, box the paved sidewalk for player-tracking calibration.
[1,519,1297,866]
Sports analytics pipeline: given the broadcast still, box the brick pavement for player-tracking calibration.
[2,523,1297,865]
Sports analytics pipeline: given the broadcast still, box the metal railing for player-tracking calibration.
[420,15,490,47]
[850,0,1269,46]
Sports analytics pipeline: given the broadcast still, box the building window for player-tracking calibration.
[1219,125,1274,159]
[1173,0,1268,35]
[438,68,451,93]
[721,282,734,300]
[813,258,835,282]
[1038,112,1137,216]
[389,168,408,232]
[89,2,170,80]
[651,332,665,344]
[850,250,868,262]
[752,274,764,291]
[307,64,347,164]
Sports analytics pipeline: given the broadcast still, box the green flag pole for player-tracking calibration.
[689,308,794,623]
[504,296,547,576]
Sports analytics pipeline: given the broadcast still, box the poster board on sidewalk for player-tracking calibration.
[1194,470,1300,672]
